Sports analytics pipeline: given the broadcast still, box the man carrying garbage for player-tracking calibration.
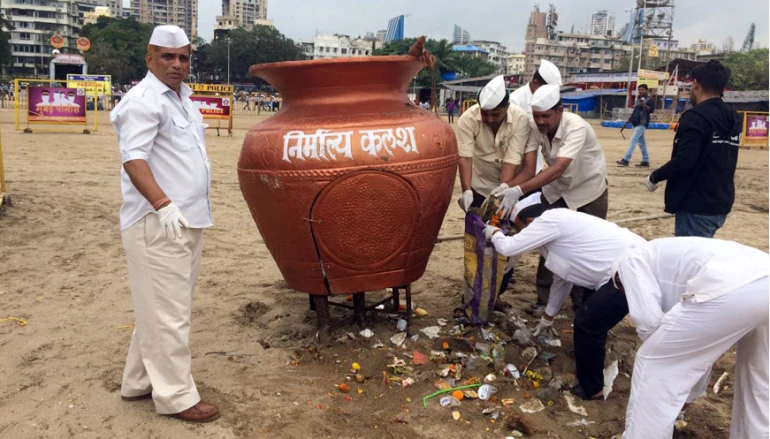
[457,75,538,300]
[111,25,219,423]
[615,237,768,439]
[483,202,645,401]
[496,84,609,317]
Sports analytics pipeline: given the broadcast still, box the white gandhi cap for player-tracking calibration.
[149,25,190,49]
[538,59,562,85]
[530,83,561,112]
[512,192,542,221]
[479,75,508,110]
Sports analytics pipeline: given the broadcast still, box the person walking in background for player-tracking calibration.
[243,93,251,111]
[446,97,457,123]
[643,60,741,237]
[617,83,655,167]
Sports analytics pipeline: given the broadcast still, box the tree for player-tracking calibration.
[198,26,304,83]
[0,12,14,70]
[724,48,769,90]
[81,17,154,84]
[374,38,460,75]
[453,55,498,78]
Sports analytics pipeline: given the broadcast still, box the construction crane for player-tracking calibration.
[742,23,756,52]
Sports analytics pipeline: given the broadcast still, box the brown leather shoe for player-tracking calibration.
[170,401,220,423]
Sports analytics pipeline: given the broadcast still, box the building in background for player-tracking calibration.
[132,0,198,39]
[524,6,548,79]
[1,0,86,76]
[299,33,381,60]
[383,15,404,42]
[690,38,715,55]
[453,25,471,44]
[590,10,615,37]
[376,29,386,42]
[84,5,111,24]
[506,53,525,75]
[451,44,489,60]
[469,40,509,73]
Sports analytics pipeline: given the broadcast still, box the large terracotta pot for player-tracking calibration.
[238,46,459,296]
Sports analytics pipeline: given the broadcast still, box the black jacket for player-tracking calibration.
[650,98,741,215]
[629,96,655,128]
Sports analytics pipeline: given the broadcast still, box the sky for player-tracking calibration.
[198,0,769,52]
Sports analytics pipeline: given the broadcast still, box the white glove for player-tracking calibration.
[532,316,555,337]
[644,174,658,192]
[496,185,523,218]
[490,183,509,197]
[483,225,501,241]
[459,189,474,212]
[157,203,190,240]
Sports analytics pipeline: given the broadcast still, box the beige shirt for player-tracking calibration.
[457,103,536,196]
[530,112,608,209]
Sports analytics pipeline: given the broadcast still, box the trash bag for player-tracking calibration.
[462,212,508,326]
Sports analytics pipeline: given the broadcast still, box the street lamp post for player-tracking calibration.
[227,37,231,85]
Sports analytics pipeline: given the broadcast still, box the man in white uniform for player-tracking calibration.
[615,238,768,439]
[483,207,645,400]
[498,84,609,316]
[457,75,539,299]
[510,59,562,174]
[111,25,219,423]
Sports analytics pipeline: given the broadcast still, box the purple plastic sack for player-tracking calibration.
[462,213,508,325]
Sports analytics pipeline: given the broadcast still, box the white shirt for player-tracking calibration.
[530,112,608,210]
[111,72,212,231]
[617,237,770,341]
[510,84,533,114]
[491,209,646,317]
[510,83,545,174]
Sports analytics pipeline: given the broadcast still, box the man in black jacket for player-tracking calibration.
[644,60,741,237]
[617,83,655,167]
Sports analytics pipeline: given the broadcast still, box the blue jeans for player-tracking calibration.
[675,212,727,237]
[623,125,649,162]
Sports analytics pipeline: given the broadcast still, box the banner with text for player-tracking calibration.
[190,95,231,119]
[744,113,769,145]
[66,74,112,96]
[28,87,86,123]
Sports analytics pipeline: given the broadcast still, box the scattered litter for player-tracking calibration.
[675,419,688,430]
[483,373,497,383]
[412,350,428,365]
[115,323,133,330]
[603,360,619,400]
[420,326,441,339]
[547,339,562,347]
[451,390,464,400]
[504,411,535,435]
[537,351,557,362]
[375,304,385,310]
[462,390,478,399]
[501,398,515,406]
[564,393,588,416]
[372,339,384,348]
[402,378,415,388]
[504,364,521,379]
[521,347,538,361]
[566,419,595,427]
[440,396,462,408]
[359,329,374,338]
[391,333,407,347]
[713,372,728,394]
[352,362,361,371]
[422,384,482,408]
[437,318,448,327]
[410,334,419,343]
[481,328,495,341]
[519,398,545,413]
[452,410,461,421]
[396,319,407,332]
[432,337,475,352]
[355,374,365,383]
[513,329,535,346]
[413,307,429,317]
[475,342,491,356]
[507,432,523,438]
[478,384,498,400]
[338,383,350,393]
[346,332,356,340]
[387,357,412,375]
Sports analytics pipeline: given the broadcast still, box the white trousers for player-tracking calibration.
[624,277,769,439]
[120,214,204,414]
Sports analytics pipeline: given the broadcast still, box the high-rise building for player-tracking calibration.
[590,10,615,37]
[132,0,198,39]
[524,7,548,79]
[215,0,257,37]
[452,25,471,44]
[376,29,386,42]
[1,0,87,76]
[383,15,404,42]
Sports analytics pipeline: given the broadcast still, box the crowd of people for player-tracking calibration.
[109,25,766,438]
